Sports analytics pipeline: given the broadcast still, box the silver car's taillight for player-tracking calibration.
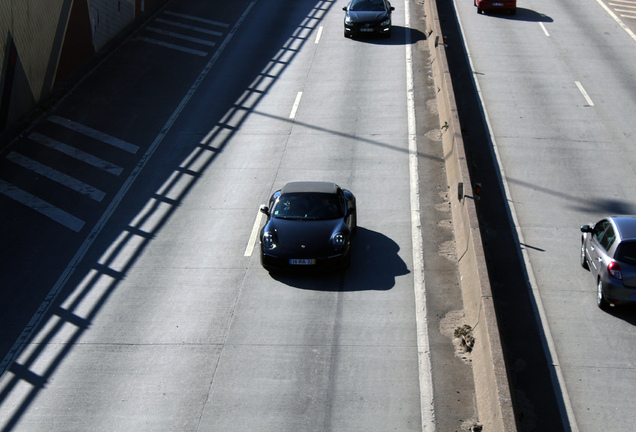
[608,261,622,280]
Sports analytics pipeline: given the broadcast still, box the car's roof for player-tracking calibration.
[280,181,339,195]
[611,216,636,240]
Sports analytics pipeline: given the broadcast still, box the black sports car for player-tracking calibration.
[343,0,394,38]
[259,182,357,271]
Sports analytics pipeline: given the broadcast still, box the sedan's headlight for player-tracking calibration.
[345,16,352,25]
[263,232,276,250]
[380,18,390,26]
[331,233,346,251]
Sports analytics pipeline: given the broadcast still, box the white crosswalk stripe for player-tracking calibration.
[146,27,217,46]
[135,11,228,57]
[0,180,85,232]
[7,152,106,202]
[607,0,636,19]
[29,132,123,176]
[1,117,137,231]
[48,116,139,154]
[162,10,230,28]
[136,36,209,56]
[154,18,223,36]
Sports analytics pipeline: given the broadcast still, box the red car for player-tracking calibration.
[475,0,517,14]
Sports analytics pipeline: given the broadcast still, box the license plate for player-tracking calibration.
[360,28,373,32]
[290,258,315,265]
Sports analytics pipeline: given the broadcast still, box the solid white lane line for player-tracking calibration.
[0,180,84,232]
[244,210,264,257]
[575,81,595,106]
[289,91,303,119]
[29,132,123,176]
[48,116,139,154]
[7,152,106,202]
[405,1,435,430]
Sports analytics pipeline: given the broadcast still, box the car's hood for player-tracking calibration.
[265,218,348,257]
[347,10,389,23]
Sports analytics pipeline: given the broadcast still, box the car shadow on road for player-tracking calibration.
[347,26,427,45]
[602,304,636,325]
[479,8,553,22]
[571,198,636,216]
[269,227,409,291]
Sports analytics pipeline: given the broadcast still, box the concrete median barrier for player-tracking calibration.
[423,1,518,430]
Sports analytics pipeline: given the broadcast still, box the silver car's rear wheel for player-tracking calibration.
[597,279,610,311]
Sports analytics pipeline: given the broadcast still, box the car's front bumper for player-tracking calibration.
[261,250,350,271]
[344,22,391,36]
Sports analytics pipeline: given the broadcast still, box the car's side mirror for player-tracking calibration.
[343,6,347,11]
[390,6,395,11]
[581,225,593,233]
[260,205,270,216]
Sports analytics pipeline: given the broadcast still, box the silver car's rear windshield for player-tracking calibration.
[272,193,344,220]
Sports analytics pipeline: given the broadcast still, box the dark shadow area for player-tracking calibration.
[478,8,553,22]
[346,25,427,44]
[603,303,636,325]
[571,198,636,216]
[507,176,636,215]
[436,0,567,431]
[269,226,409,290]
[0,0,355,429]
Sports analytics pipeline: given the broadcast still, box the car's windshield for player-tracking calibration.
[349,0,387,11]
[272,193,344,220]
[615,241,636,264]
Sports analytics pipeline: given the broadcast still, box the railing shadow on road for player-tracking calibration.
[0,0,413,429]
[479,8,553,22]
[268,226,410,291]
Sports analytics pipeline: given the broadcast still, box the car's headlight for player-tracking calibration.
[345,16,352,25]
[381,18,390,26]
[262,232,276,250]
[331,233,346,251]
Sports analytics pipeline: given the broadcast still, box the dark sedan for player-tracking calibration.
[259,182,356,271]
[343,0,394,38]
[581,216,636,310]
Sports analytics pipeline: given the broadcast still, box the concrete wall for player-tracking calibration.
[423,0,518,430]
[0,0,166,135]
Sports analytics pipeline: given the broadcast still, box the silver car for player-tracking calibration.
[581,216,636,310]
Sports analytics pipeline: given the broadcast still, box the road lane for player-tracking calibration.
[0,0,474,430]
[453,0,636,429]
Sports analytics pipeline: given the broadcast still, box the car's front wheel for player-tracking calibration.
[581,241,589,270]
[597,279,610,311]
